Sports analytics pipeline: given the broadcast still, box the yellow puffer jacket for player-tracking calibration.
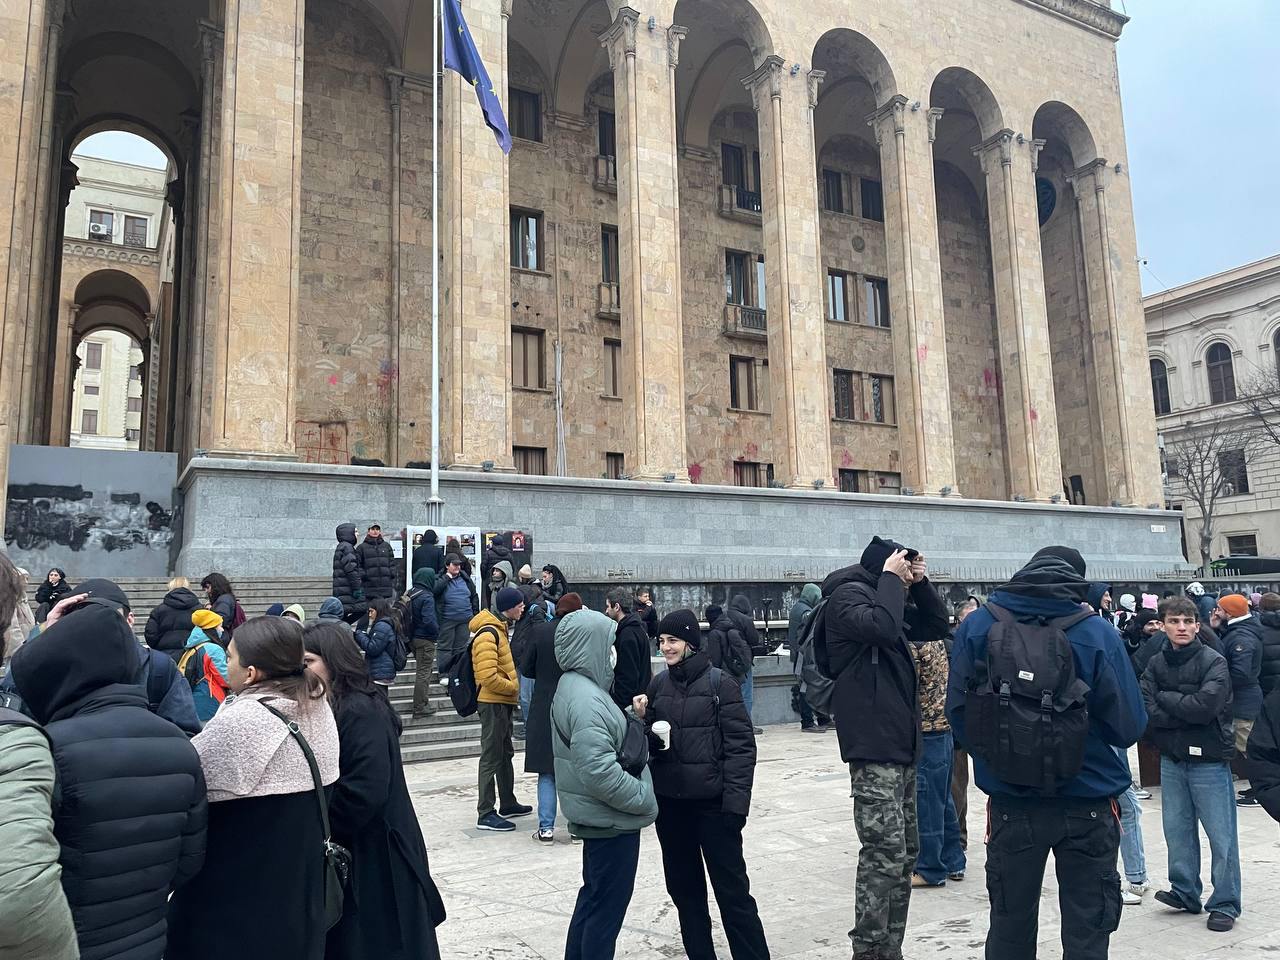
[470,610,519,705]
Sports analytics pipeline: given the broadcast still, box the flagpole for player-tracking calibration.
[427,0,443,527]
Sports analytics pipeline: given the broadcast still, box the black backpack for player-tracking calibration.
[446,628,488,718]
[793,599,837,717]
[964,603,1093,792]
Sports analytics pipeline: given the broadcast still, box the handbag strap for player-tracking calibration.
[262,703,332,842]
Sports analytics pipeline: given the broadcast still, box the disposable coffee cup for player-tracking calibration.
[652,720,671,751]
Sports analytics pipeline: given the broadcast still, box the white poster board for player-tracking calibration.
[404,525,483,596]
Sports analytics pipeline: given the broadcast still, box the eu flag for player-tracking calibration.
[441,0,512,154]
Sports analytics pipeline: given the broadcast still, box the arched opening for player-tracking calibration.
[673,0,774,484]
[929,67,1008,499]
[812,29,903,494]
[1033,101,1104,504]
[1151,357,1171,416]
[70,330,146,450]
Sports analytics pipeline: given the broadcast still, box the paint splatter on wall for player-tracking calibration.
[296,420,350,465]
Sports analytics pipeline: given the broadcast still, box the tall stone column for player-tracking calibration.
[974,129,1063,501]
[744,57,832,489]
[1069,159,1158,506]
[48,300,80,443]
[868,95,959,496]
[205,0,303,457]
[600,7,689,482]
[441,0,512,470]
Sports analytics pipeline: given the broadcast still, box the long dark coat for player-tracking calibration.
[520,616,563,774]
[326,690,445,960]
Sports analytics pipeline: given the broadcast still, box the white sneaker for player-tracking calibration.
[1122,882,1147,905]
[1133,787,1153,801]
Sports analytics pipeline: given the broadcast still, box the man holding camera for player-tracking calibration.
[822,536,948,960]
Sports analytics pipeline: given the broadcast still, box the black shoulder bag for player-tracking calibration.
[263,704,352,931]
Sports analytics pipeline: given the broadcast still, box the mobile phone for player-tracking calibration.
[904,548,920,562]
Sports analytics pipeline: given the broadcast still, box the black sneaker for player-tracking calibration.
[477,811,516,832]
[1155,890,1200,914]
[1207,912,1235,932]
[532,828,554,843]
[753,726,764,736]
[1237,793,1260,807]
[801,725,826,734]
[499,803,533,818]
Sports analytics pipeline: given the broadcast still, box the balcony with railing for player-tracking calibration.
[723,302,767,340]
[597,281,621,319]
[594,154,617,193]
[718,184,763,224]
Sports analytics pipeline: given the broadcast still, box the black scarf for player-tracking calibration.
[997,556,1090,604]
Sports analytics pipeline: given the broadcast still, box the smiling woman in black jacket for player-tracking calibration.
[633,609,768,960]
[302,622,446,960]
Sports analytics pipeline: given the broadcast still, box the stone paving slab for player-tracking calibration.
[407,728,1280,959]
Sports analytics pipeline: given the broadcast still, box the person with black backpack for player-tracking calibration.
[946,545,1148,960]
[355,599,401,691]
[705,604,753,689]
[822,536,948,960]
[632,609,769,960]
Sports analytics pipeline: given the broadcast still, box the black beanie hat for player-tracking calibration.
[1031,545,1087,578]
[705,604,723,624]
[657,609,701,649]
[860,535,909,576]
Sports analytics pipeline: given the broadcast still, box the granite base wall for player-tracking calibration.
[175,459,1190,588]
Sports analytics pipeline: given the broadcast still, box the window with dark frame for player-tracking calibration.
[733,460,771,488]
[601,226,619,284]
[726,250,749,305]
[605,452,625,480]
[127,396,143,413]
[510,209,543,270]
[722,143,746,188]
[1206,342,1236,404]
[1150,358,1171,416]
[822,169,845,213]
[603,339,621,398]
[1226,534,1259,557]
[827,270,850,322]
[129,364,141,381]
[729,355,759,411]
[1274,330,1280,383]
[1219,448,1249,496]
[512,327,546,389]
[513,445,547,476]
[598,110,616,158]
[123,215,147,246]
[833,369,856,420]
[81,409,98,435]
[870,374,895,424]
[510,88,542,142]
[864,276,890,327]
[838,468,860,493]
[860,178,884,222]
[83,384,98,396]
[84,341,102,370]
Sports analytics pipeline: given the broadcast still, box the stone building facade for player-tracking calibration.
[1146,254,1280,563]
[0,0,1162,520]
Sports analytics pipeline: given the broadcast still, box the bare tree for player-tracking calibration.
[1163,417,1260,572]
[1234,370,1280,451]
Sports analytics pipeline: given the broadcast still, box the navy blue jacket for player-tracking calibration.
[1221,615,1264,720]
[356,620,398,683]
[947,589,1147,800]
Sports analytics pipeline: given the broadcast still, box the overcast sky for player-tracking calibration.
[1118,0,1280,294]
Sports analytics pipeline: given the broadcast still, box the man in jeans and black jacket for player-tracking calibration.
[947,546,1147,960]
[822,536,948,960]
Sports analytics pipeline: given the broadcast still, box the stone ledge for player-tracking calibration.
[62,239,159,266]
[1014,0,1129,39]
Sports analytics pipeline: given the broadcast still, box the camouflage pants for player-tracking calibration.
[849,761,919,960]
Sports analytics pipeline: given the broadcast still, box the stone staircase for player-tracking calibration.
[25,576,506,763]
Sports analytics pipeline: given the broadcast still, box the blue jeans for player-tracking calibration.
[519,674,534,722]
[1116,785,1147,884]
[914,730,965,884]
[740,669,754,719]
[1160,757,1241,917]
[538,772,558,832]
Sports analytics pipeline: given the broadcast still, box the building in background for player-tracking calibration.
[1146,253,1280,564]
[69,330,145,450]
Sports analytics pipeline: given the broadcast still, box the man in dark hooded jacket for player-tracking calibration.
[705,604,753,683]
[332,523,365,619]
[358,524,396,602]
[605,588,652,712]
[8,600,207,960]
[788,583,828,732]
[412,529,445,578]
[947,545,1147,960]
[823,535,948,960]
[726,595,762,726]
[143,581,202,660]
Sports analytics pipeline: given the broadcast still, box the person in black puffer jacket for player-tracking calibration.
[704,604,752,683]
[358,524,397,602]
[144,578,202,660]
[33,567,71,621]
[1139,596,1240,927]
[605,588,652,713]
[1256,593,1280,696]
[412,529,445,578]
[333,523,365,619]
[634,609,768,960]
[8,601,207,960]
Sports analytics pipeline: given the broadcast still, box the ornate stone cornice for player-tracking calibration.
[1067,156,1111,194]
[63,239,159,265]
[667,25,688,68]
[806,69,825,109]
[1014,0,1128,39]
[600,7,639,72]
[866,94,909,146]
[743,55,785,113]
[1029,137,1047,173]
[972,128,1016,172]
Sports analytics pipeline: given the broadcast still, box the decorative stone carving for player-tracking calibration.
[62,240,158,265]
[667,25,688,68]
[866,94,908,147]
[743,55,785,113]
[806,69,825,109]
[927,107,945,143]
[973,128,1016,173]
[1029,137,1047,173]
[1068,157,1111,195]
[600,7,639,72]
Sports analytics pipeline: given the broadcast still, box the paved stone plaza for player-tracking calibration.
[410,727,1280,959]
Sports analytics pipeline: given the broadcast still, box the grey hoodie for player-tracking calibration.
[551,609,657,838]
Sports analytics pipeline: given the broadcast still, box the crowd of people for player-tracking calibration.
[6,530,1280,960]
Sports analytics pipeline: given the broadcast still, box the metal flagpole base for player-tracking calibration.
[425,497,444,526]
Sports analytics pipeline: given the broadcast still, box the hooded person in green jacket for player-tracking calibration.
[0,552,78,960]
[552,608,658,960]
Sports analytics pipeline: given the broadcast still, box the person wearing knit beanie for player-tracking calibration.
[1216,595,1250,621]
[191,609,223,632]
[495,586,525,618]
[1213,594,1265,760]
[656,609,701,653]
[555,592,584,618]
